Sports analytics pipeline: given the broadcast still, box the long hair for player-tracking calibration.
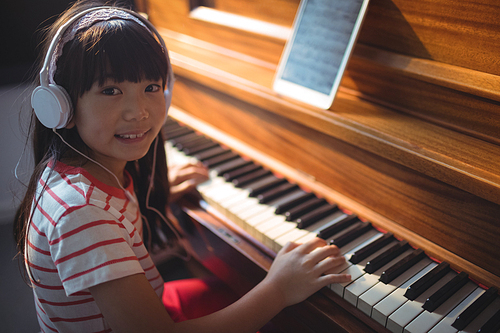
[14,0,172,274]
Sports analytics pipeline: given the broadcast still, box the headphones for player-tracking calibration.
[31,6,174,129]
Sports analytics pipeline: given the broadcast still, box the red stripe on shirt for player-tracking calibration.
[36,310,58,333]
[31,221,47,237]
[48,219,124,246]
[36,203,57,227]
[61,173,85,197]
[50,312,104,323]
[54,238,126,265]
[41,179,70,210]
[103,194,112,211]
[27,261,58,273]
[27,239,51,256]
[38,297,94,307]
[61,256,138,283]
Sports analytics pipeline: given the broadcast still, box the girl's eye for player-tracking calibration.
[102,87,121,95]
[145,84,161,92]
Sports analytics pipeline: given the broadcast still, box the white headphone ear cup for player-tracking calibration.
[31,84,73,129]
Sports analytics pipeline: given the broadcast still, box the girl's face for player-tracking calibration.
[69,78,166,174]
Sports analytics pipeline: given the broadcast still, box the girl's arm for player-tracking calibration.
[90,237,351,333]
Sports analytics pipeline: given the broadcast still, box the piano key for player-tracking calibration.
[331,222,373,248]
[165,126,194,138]
[296,203,338,229]
[343,247,415,306]
[273,211,351,251]
[257,182,299,204]
[364,240,411,274]
[404,261,451,301]
[233,168,272,187]
[452,287,498,330]
[274,191,315,214]
[423,271,470,312]
[223,163,263,181]
[372,262,438,327]
[350,232,395,264]
[284,197,327,221]
[192,145,226,160]
[403,281,477,333]
[379,248,427,284]
[459,297,500,333]
[428,287,485,333]
[170,132,201,146]
[477,308,500,333]
[213,157,253,176]
[386,271,457,333]
[203,151,239,168]
[246,176,287,197]
[317,214,360,240]
[324,231,385,277]
[357,258,434,317]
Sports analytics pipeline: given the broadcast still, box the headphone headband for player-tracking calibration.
[32,6,174,129]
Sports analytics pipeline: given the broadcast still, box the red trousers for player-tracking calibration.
[162,277,238,322]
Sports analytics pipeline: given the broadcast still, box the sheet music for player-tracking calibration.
[282,0,364,95]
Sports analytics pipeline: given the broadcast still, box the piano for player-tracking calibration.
[137,0,500,332]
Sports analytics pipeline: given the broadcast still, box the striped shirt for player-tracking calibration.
[26,161,164,332]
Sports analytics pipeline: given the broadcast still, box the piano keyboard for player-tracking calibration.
[164,118,500,333]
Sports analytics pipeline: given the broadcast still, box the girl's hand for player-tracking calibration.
[168,162,209,202]
[263,237,352,307]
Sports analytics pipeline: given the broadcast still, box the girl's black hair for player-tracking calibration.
[14,0,173,277]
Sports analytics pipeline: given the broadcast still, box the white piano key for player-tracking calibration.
[371,262,438,327]
[427,287,484,333]
[343,248,415,307]
[330,239,400,297]
[458,297,500,333]
[386,271,457,333]
[403,282,478,333]
[357,258,433,317]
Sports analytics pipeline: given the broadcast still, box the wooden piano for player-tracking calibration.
[137,0,500,332]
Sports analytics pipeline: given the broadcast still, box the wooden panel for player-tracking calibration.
[169,78,500,288]
[359,0,500,76]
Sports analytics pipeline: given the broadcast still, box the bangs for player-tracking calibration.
[55,19,169,101]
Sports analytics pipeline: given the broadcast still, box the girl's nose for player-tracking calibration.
[123,97,149,121]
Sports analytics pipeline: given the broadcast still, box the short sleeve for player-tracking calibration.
[48,204,144,296]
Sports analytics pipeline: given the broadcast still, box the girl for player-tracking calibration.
[13,1,351,332]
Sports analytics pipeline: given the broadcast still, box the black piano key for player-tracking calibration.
[176,136,210,149]
[192,145,226,160]
[452,287,498,330]
[331,222,373,249]
[257,182,298,204]
[184,141,220,155]
[317,214,359,240]
[203,151,239,168]
[274,191,315,214]
[422,271,469,312]
[296,203,338,229]
[404,261,451,300]
[349,232,394,264]
[364,240,411,274]
[379,248,427,284]
[284,197,327,221]
[169,132,200,146]
[214,158,253,176]
[477,308,500,333]
[166,126,194,138]
[223,164,262,182]
[246,176,287,197]
[232,168,272,187]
